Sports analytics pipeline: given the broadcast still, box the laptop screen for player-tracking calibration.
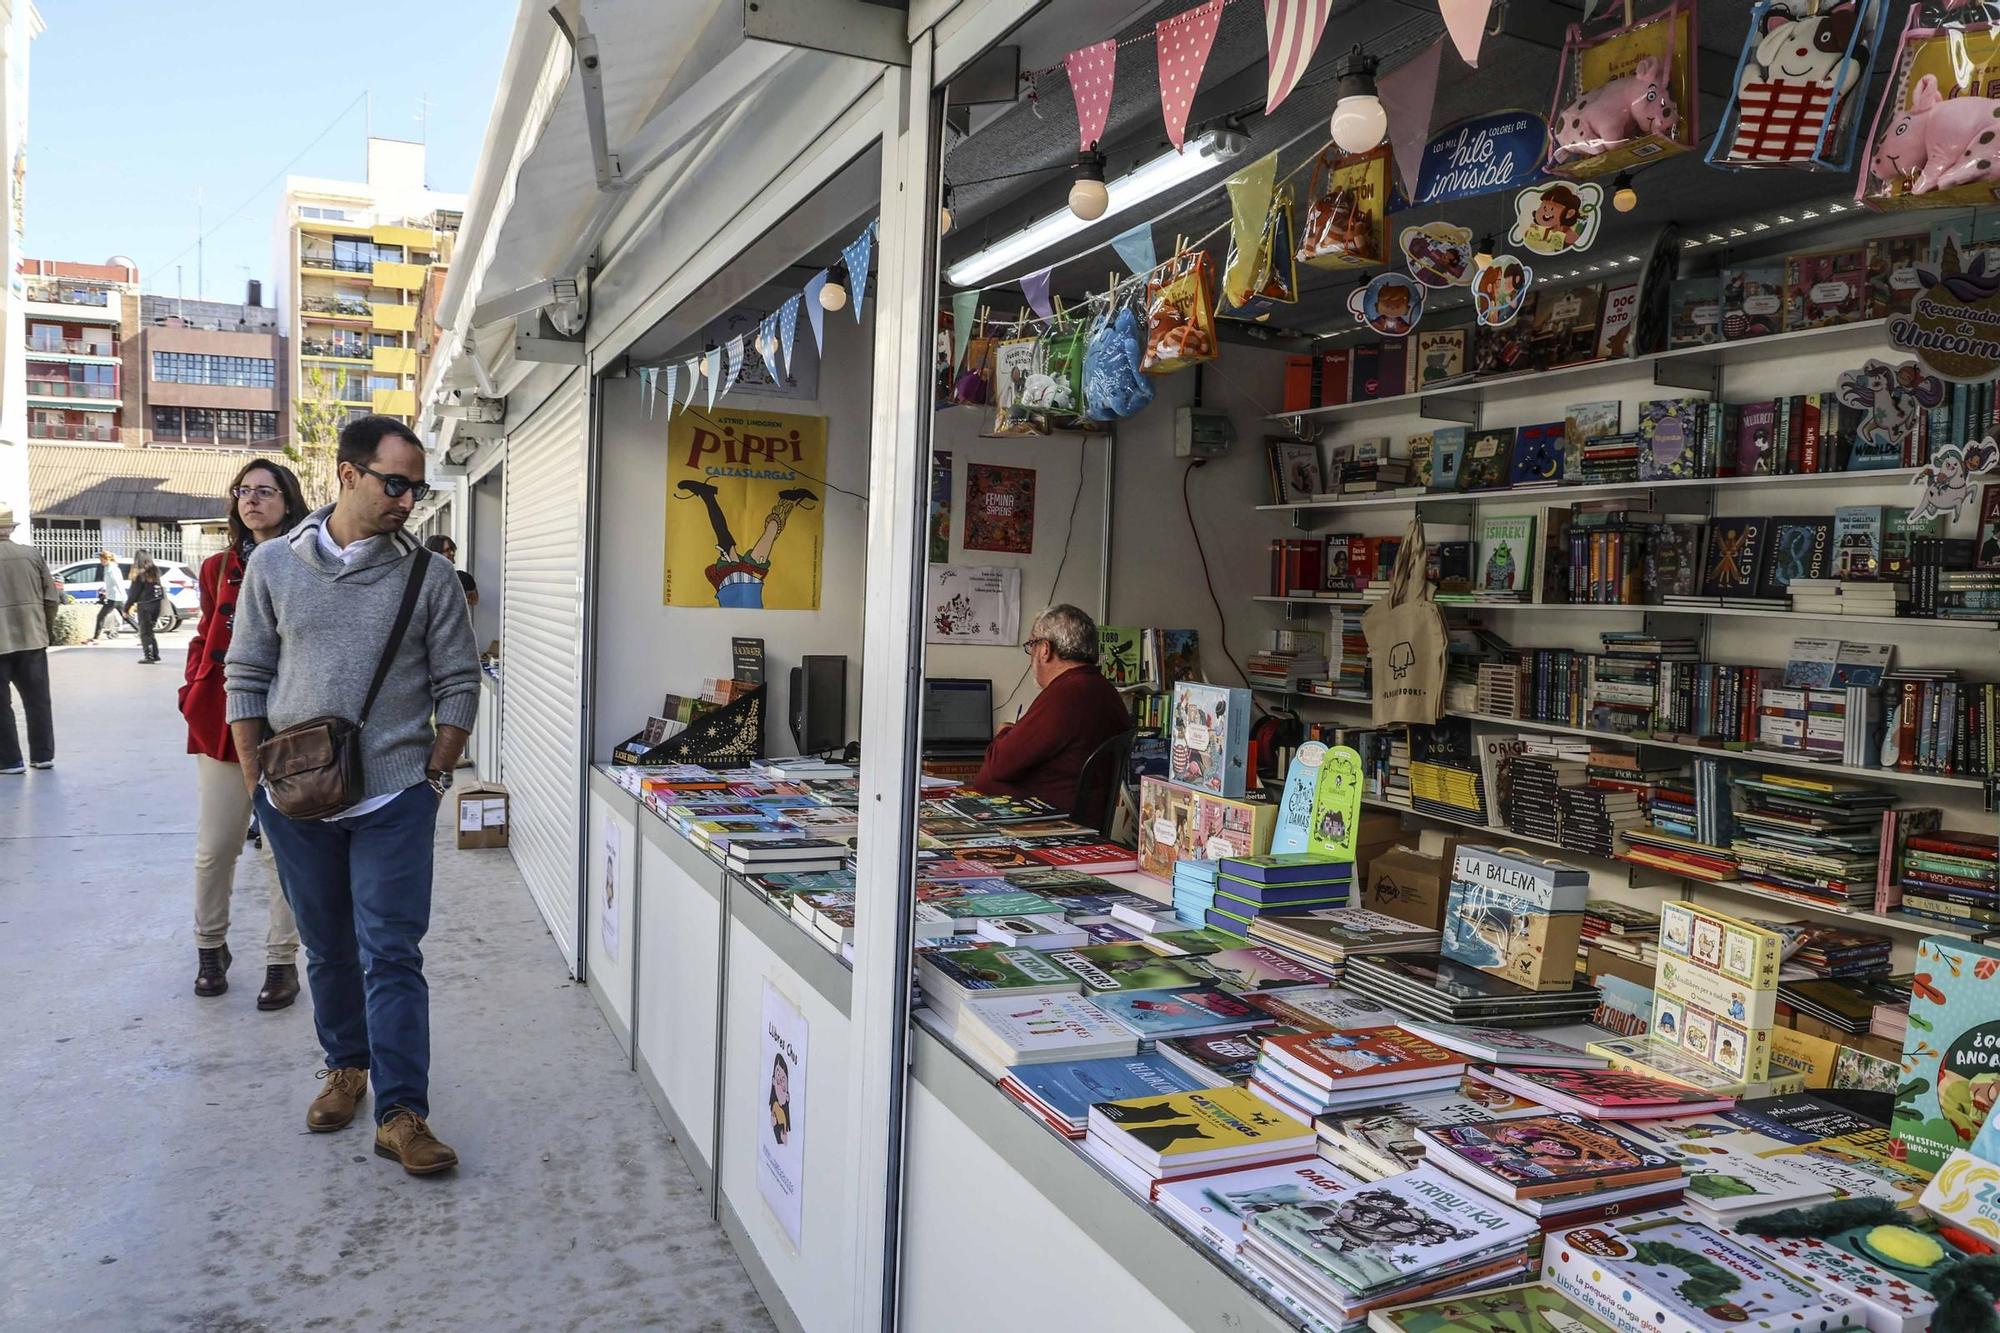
[923,678,994,749]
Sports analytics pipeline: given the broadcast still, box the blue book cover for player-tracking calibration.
[1508,421,1567,486]
[1429,426,1468,492]
[1005,1054,1206,1125]
[1270,744,1325,855]
[1170,682,1252,797]
[1214,886,1350,913]
[1089,985,1266,1037]
[1218,853,1354,886]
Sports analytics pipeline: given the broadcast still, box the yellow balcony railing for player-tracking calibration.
[372,388,416,417]
[370,301,417,333]
[372,345,417,375]
[372,223,433,249]
[372,261,425,292]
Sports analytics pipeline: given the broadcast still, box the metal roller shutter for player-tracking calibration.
[499,371,588,974]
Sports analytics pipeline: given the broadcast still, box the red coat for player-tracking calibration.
[972,664,1132,813]
[179,546,243,761]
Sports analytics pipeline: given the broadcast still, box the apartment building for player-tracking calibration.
[271,137,462,434]
[124,290,287,449]
[21,256,137,446]
[0,0,45,530]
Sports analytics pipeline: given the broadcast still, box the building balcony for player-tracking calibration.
[24,297,121,326]
[300,296,373,320]
[372,223,433,249]
[300,336,369,360]
[371,260,425,292]
[372,387,416,417]
[372,345,417,375]
[24,280,110,307]
[28,421,118,443]
[370,301,417,333]
[27,337,118,359]
[27,379,118,401]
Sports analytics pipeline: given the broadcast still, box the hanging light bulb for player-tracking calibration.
[697,343,715,377]
[1067,150,1109,221]
[820,263,849,312]
[1329,48,1386,155]
[1474,234,1496,269]
[939,184,955,237]
[1611,172,1638,213]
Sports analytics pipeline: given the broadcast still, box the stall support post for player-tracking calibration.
[847,43,940,1333]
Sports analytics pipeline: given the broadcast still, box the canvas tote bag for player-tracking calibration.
[1361,516,1446,725]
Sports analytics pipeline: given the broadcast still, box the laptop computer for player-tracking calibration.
[920,677,994,759]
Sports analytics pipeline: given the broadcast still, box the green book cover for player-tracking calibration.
[1045,943,1213,992]
[1477,514,1537,597]
[1891,934,2000,1174]
[1366,1281,1616,1332]
[1097,625,1143,686]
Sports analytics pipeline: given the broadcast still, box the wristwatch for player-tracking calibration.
[427,767,454,796]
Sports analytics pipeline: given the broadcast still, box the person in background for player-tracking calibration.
[972,603,1132,812]
[86,550,130,643]
[180,458,307,1008]
[127,551,165,664]
[0,506,60,774]
[227,415,480,1176]
[424,535,478,609]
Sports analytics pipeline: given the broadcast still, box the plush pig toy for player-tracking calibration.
[1870,73,2000,193]
[1550,55,1680,164]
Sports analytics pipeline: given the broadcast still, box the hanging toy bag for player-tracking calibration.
[1708,0,1888,172]
[1295,147,1390,270]
[1857,16,2000,209]
[988,331,1050,437]
[1544,0,1700,181]
[1222,185,1301,320]
[1082,299,1156,419]
[1142,245,1220,375]
[952,308,994,407]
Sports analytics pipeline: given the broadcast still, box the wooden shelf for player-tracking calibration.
[1253,595,1997,631]
[1257,467,1923,516]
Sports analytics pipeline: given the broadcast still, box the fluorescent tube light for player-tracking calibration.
[945,128,1246,288]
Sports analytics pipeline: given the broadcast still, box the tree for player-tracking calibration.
[289,365,344,510]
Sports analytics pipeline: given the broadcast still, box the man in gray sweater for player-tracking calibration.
[225,415,479,1175]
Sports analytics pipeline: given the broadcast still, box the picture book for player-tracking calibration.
[1649,903,1782,1086]
[916,945,1080,1011]
[1199,946,1332,990]
[1270,742,1325,855]
[1088,985,1269,1039]
[1406,433,1434,489]
[1136,776,1197,880]
[1248,1166,1535,1297]
[1920,1149,2000,1252]
[1534,281,1603,367]
[1721,1092,1878,1145]
[1396,1021,1606,1068]
[1366,1283,1618,1333]
[1156,1029,1284,1086]
[1260,1026,1466,1090]
[1193,790,1278,863]
[1667,277,1721,347]
[1783,246,1867,330]
[1508,421,1567,486]
[1045,943,1213,993]
[1597,281,1640,360]
[1700,517,1767,598]
[1442,845,1589,992]
[1832,505,1886,580]
[1644,522,1706,601]
[1757,1138,1932,1208]
[1669,1141,1833,1218]
[1318,1080,1547,1179]
[1720,262,1784,340]
[1867,233,1927,318]
[1755,517,1833,600]
[1087,1085,1312,1171]
[1470,1066,1736,1120]
[1418,1113,1679,1200]
[1170,682,1252,798]
[1306,743,1364,862]
[1736,400,1778,475]
[1753,1228,1945,1333]
[1979,483,2000,570]
[1638,398,1702,481]
[1458,430,1513,492]
[1411,328,1466,389]
[1428,426,1468,492]
[1096,625,1143,686]
[1890,934,2000,1174]
[1003,1054,1207,1132]
[1564,400,1621,479]
[1542,1213,1862,1333]
[1585,1035,1788,1098]
[1475,514,1537,597]
[1157,1159,1359,1255]
[1270,439,1323,505]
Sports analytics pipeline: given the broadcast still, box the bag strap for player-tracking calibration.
[358,547,430,728]
[1385,514,1430,606]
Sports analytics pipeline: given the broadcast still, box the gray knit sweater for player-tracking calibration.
[225,505,480,799]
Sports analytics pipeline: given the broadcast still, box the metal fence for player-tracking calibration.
[32,526,230,571]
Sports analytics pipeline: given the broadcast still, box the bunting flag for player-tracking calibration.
[1112,222,1156,277]
[1223,151,1279,306]
[639,365,658,417]
[803,271,829,354]
[682,357,702,410]
[1264,0,1333,114]
[1439,0,1492,68]
[660,365,677,416]
[841,222,876,323]
[778,295,801,377]
[1021,267,1055,321]
[756,314,780,375]
[703,346,722,411]
[1065,39,1117,151]
[1156,0,1223,151]
[722,335,746,397]
[1381,40,1444,201]
[950,288,981,371]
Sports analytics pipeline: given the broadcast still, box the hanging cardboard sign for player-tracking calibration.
[1411,111,1549,207]
[1508,180,1604,256]
[1911,436,2000,523]
[1835,357,1947,468]
[1399,221,1477,288]
[1887,235,2000,382]
[1473,255,1535,327]
[1347,272,1427,337]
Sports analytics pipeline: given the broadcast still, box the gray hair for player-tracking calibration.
[1031,604,1098,664]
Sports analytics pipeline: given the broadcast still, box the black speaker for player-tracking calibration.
[789,655,847,756]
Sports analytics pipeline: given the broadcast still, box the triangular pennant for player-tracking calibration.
[1065,39,1117,151]
[1381,40,1444,202]
[638,365,656,417]
[803,271,829,353]
[755,315,776,371]
[722,335,745,397]
[661,365,677,417]
[1438,0,1492,68]
[842,222,875,323]
[1264,0,1333,114]
[950,288,981,371]
[1021,267,1055,321]
[778,295,801,377]
[682,357,702,410]
[703,346,722,411]
[1111,223,1156,277]
[1223,151,1279,306]
[1157,0,1223,151]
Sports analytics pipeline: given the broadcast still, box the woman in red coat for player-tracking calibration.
[179,458,308,1007]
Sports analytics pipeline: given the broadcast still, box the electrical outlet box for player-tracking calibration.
[1173,406,1236,458]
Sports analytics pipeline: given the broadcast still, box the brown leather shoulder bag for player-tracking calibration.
[259,548,430,819]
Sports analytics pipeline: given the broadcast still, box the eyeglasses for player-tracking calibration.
[1021,638,1046,657]
[355,462,432,501]
[232,485,281,500]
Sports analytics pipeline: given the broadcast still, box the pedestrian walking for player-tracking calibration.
[226,415,479,1175]
[180,459,308,1008]
[128,551,165,664]
[0,507,60,775]
[86,550,130,643]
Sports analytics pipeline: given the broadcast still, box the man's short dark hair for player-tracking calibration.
[337,414,424,470]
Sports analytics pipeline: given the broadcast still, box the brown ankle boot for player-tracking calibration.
[194,945,232,997]
[375,1109,458,1175]
[307,1067,368,1132]
[256,963,299,1011]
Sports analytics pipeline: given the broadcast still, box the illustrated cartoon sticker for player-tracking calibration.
[1346,272,1426,337]
[1398,221,1476,288]
[1836,358,1946,471]
[1890,233,2000,383]
[1307,744,1364,863]
[1473,255,1533,328]
[1508,180,1603,256]
[1909,436,2000,524]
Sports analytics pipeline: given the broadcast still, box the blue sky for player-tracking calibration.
[24,0,515,299]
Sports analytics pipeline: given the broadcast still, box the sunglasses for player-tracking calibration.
[355,461,432,502]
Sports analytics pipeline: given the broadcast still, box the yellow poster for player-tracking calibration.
[664,407,825,609]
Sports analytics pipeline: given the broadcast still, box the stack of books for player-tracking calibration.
[1170,858,1220,927]
[1619,826,1738,883]
[1241,1167,1536,1329]
[1314,1076,1544,1179]
[1417,1112,1687,1229]
[1474,662,1526,718]
[1779,977,1900,1036]
[999,1052,1206,1138]
[1246,907,1440,983]
[1729,772,1891,910]
[1248,1026,1466,1122]
[1786,577,1905,617]
[1467,1065,1736,1119]
[1342,953,1602,1027]
[948,991,1138,1079]
[1082,1086,1314,1201]
[1245,630,1329,691]
[1580,431,1641,483]
[915,945,1081,1020]
[1579,899,1658,964]
[1555,781,1644,858]
[1209,855,1353,936]
[1897,828,1999,926]
[1658,1140,1837,1227]
[1334,608,1370,696]
[1787,923,1892,978]
[1501,755,1580,844]
[1395,1021,1607,1069]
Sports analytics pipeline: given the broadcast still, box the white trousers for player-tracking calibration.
[193,753,300,963]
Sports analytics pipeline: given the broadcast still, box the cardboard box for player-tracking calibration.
[1362,844,1450,930]
[455,782,510,849]
[1585,943,1656,990]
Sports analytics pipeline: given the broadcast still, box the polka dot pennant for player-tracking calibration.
[778,295,800,379]
[1065,39,1117,152]
[1158,0,1224,152]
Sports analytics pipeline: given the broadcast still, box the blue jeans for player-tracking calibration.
[257,784,439,1123]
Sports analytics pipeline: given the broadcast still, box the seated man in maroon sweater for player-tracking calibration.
[973,604,1132,815]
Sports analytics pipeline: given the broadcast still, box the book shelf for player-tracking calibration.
[1258,597,1999,630]
[1257,465,1924,517]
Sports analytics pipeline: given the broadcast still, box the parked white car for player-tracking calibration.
[53,559,201,632]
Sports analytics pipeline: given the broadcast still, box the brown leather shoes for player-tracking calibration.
[375,1109,458,1175]
[256,963,299,1011]
[194,945,232,997]
[307,1067,368,1132]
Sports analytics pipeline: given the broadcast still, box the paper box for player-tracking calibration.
[455,783,510,849]
[1362,844,1449,930]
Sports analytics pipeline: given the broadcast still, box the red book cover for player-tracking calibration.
[1320,348,1352,406]
[1907,833,1999,860]
[1283,356,1316,413]
[1260,1026,1465,1090]
[1469,1066,1734,1117]
[1028,842,1140,871]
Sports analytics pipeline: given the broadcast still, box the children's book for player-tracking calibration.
[1003,1054,1207,1133]
[1269,439,1323,505]
[1890,934,2000,1174]
[1260,1026,1466,1091]
[1720,262,1784,340]
[1170,682,1251,798]
[1783,246,1867,330]
[1563,400,1621,479]
[1270,742,1325,855]
[1411,328,1466,389]
[1318,1080,1547,1179]
[1508,421,1567,486]
[1752,1227,1947,1333]
[1366,1284,1617,1333]
[1469,1066,1736,1120]
[1088,985,1270,1039]
[1597,281,1640,359]
[1428,426,1468,492]
[1647,903,1783,1087]
[1644,522,1706,600]
[1200,946,1332,990]
[1475,514,1537,597]
[1045,943,1213,993]
[1306,744,1364,862]
[1700,517,1767,598]
[1669,1140,1834,1219]
[1667,277,1721,347]
[1087,1085,1312,1172]
[1755,516,1833,599]
[1832,505,1886,580]
[1458,430,1512,492]
[1417,1113,1680,1200]
[1735,400,1778,474]
[1442,845,1589,992]
[1638,398,1702,481]
[1919,1149,2000,1254]
[1396,1021,1607,1068]
[1156,1158,1360,1255]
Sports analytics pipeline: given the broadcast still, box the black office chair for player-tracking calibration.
[1071,728,1139,839]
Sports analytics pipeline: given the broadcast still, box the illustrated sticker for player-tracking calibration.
[1306,744,1364,863]
[1836,358,1947,471]
[1398,221,1476,288]
[1891,234,2000,384]
[1346,271,1426,337]
[1473,255,1533,328]
[1910,437,2000,525]
[1508,180,1603,256]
